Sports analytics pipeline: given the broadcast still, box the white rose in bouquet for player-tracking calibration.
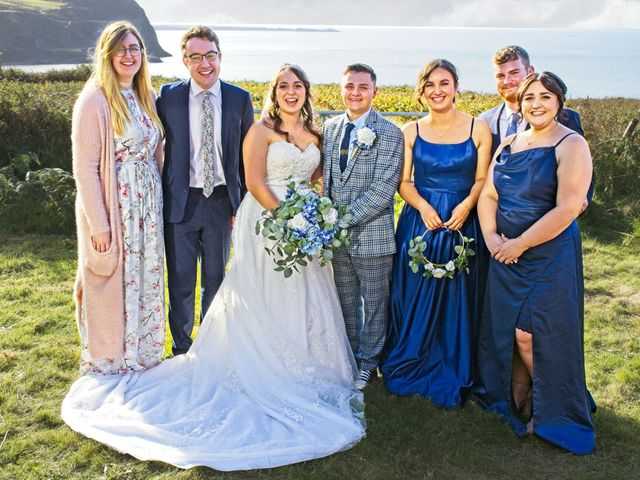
[322,208,339,224]
[288,212,309,231]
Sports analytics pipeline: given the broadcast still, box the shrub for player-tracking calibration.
[0,65,92,83]
[0,80,79,170]
[0,155,76,234]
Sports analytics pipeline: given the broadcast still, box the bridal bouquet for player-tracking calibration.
[255,180,352,277]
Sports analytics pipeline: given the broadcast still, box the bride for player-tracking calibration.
[61,64,366,471]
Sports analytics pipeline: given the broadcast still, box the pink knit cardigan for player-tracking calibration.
[72,82,126,360]
[72,81,163,360]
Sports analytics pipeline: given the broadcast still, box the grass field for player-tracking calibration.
[0,0,65,10]
[0,221,639,479]
[0,69,638,478]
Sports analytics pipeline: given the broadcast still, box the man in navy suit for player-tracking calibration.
[479,45,592,204]
[156,26,254,355]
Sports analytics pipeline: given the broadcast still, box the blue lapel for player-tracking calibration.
[177,80,191,176]
[220,81,232,173]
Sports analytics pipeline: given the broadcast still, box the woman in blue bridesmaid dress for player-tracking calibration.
[381,59,492,408]
[473,72,595,454]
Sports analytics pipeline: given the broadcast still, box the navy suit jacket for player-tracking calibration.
[156,79,254,223]
[479,102,593,203]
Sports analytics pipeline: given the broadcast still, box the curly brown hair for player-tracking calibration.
[264,64,321,145]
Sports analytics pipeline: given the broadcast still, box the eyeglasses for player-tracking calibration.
[114,45,142,57]
[186,51,219,63]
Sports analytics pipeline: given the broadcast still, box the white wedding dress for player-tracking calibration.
[61,141,366,471]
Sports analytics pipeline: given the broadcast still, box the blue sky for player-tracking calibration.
[135,0,640,28]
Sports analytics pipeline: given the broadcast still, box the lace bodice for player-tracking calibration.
[265,141,320,186]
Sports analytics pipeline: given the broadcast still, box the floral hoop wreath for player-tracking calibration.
[408,229,475,279]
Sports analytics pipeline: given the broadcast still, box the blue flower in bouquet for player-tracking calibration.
[302,201,318,223]
[319,228,335,245]
[301,239,322,255]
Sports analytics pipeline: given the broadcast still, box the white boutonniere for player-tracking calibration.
[354,126,376,149]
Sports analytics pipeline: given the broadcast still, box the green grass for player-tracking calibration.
[0,227,639,479]
[0,0,65,10]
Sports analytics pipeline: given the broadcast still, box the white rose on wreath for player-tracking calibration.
[432,268,447,278]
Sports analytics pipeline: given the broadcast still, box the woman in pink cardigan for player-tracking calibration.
[72,21,165,375]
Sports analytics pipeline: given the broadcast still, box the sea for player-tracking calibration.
[13,24,640,98]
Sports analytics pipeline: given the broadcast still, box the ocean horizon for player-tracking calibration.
[13,23,640,99]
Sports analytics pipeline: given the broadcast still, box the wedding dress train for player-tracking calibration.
[61,141,366,471]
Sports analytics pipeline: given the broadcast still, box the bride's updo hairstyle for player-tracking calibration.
[516,71,567,120]
[265,63,322,144]
[415,58,459,108]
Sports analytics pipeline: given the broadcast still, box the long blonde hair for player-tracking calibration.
[91,21,163,137]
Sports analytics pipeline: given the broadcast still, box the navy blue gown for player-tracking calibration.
[382,120,487,408]
[473,134,595,454]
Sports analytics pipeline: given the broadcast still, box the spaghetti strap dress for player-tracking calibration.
[472,133,595,454]
[381,119,488,408]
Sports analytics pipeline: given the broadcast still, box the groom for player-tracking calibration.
[156,26,254,355]
[323,64,404,390]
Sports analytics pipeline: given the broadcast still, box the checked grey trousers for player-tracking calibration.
[332,248,394,372]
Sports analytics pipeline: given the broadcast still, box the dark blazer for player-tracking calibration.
[156,79,254,223]
[479,102,593,203]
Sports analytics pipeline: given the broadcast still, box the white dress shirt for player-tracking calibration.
[188,79,226,188]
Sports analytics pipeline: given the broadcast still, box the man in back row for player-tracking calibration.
[480,44,592,205]
[479,44,584,156]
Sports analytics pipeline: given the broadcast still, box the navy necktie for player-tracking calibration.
[339,122,355,173]
[506,112,521,137]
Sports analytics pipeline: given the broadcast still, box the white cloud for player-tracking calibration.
[134,0,640,28]
[573,0,640,28]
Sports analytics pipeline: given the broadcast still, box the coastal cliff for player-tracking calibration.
[0,0,169,65]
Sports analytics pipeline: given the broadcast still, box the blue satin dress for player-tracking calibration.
[472,135,595,454]
[382,121,487,408]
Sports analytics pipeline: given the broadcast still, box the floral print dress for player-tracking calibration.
[79,87,165,375]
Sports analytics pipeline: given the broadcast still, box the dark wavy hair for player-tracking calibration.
[415,58,459,108]
[265,63,321,144]
[516,71,568,118]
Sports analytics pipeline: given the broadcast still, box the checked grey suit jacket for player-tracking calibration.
[322,109,404,258]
